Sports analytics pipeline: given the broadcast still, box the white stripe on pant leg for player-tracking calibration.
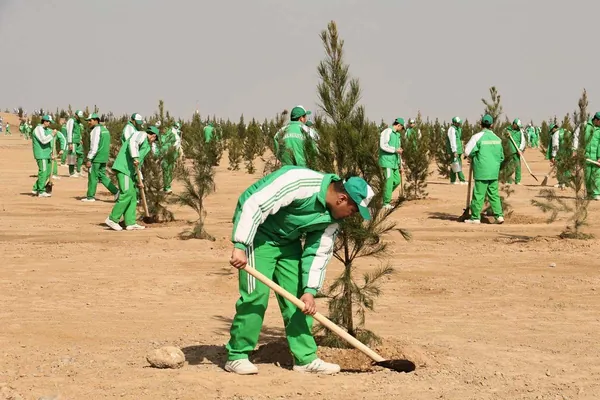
[124,175,129,191]
[246,245,256,293]
[386,168,391,179]
[42,159,46,172]
[250,246,256,292]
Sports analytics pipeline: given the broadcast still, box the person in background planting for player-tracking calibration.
[225,165,375,375]
[379,118,404,209]
[51,120,67,180]
[505,118,526,185]
[66,110,85,177]
[121,113,144,144]
[204,121,214,144]
[105,126,158,231]
[584,112,600,200]
[273,105,312,167]
[19,120,26,138]
[526,123,538,148]
[25,120,32,140]
[5,122,11,136]
[59,117,68,165]
[464,114,505,224]
[405,118,421,143]
[81,113,119,202]
[446,116,467,185]
[549,123,577,189]
[31,115,57,197]
[160,121,182,194]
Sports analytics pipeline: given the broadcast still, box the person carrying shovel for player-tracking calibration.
[505,118,526,185]
[463,114,505,224]
[104,126,158,231]
[225,166,375,375]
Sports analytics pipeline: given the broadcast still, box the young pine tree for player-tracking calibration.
[532,89,593,239]
[309,21,410,348]
[402,114,430,199]
[243,118,265,174]
[227,115,244,170]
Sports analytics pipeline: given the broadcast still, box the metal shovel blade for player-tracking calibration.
[373,359,416,373]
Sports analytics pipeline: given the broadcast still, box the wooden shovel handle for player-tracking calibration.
[242,265,386,363]
[586,158,600,167]
[135,166,150,218]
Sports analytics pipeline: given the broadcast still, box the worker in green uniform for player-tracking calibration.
[81,113,119,202]
[59,117,68,165]
[405,118,421,143]
[31,115,57,197]
[505,118,526,185]
[122,113,144,144]
[464,114,505,224]
[51,121,67,180]
[105,126,159,231]
[66,110,85,177]
[379,118,404,209]
[160,122,182,193]
[225,165,375,375]
[584,112,600,200]
[204,122,215,143]
[274,105,312,167]
[446,116,467,184]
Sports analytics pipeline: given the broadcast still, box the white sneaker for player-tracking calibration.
[496,216,505,224]
[515,183,522,186]
[126,224,145,231]
[114,191,120,201]
[451,182,459,185]
[105,217,123,231]
[464,219,480,224]
[70,173,80,178]
[293,358,340,375]
[224,359,258,375]
[593,196,600,201]
[52,175,61,180]
[382,204,393,210]
[460,181,468,185]
[31,190,38,195]
[38,192,51,198]
[81,198,96,202]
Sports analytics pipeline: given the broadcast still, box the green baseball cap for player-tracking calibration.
[549,123,558,130]
[290,105,311,120]
[452,116,461,124]
[513,118,522,128]
[75,110,84,118]
[343,177,375,220]
[41,115,54,123]
[86,113,100,121]
[482,114,494,125]
[393,117,405,126]
[146,126,160,136]
[594,112,600,120]
[131,113,144,125]
[174,122,181,129]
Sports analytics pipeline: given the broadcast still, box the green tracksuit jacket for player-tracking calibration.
[378,128,400,168]
[66,117,82,145]
[112,131,152,178]
[465,129,505,179]
[121,122,138,144]
[231,166,340,295]
[87,125,111,163]
[274,121,311,167]
[446,125,464,155]
[204,125,214,143]
[32,125,54,160]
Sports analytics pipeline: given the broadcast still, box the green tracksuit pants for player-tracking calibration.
[382,167,401,205]
[450,156,466,183]
[32,159,50,193]
[507,154,522,184]
[161,160,174,191]
[68,143,84,175]
[469,179,503,220]
[6,127,11,136]
[51,157,59,176]
[108,173,137,226]
[226,241,318,366]
[87,162,118,199]
[585,164,600,198]
[61,150,67,165]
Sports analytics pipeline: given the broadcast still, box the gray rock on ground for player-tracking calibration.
[146,346,185,369]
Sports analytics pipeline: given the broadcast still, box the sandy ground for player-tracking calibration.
[1,119,600,400]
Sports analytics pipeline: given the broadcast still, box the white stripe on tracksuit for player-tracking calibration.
[245,246,256,294]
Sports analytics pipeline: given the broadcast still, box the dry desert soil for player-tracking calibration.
[1,112,599,400]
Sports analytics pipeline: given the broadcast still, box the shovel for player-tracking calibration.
[586,158,600,167]
[135,165,152,223]
[458,161,473,222]
[242,265,416,373]
[541,164,556,186]
[507,134,538,182]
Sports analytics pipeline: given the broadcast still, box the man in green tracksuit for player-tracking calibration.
[274,105,312,167]
[121,113,144,143]
[549,123,576,189]
[51,123,67,180]
[225,165,375,375]
[81,113,119,202]
[59,117,68,165]
[526,123,537,148]
[25,120,32,140]
[31,115,57,197]
[5,122,11,136]
[464,114,505,224]
[105,126,158,231]
[446,116,467,184]
[67,110,85,177]
[379,118,404,209]
[160,122,182,193]
[405,118,421,143]
[584,112,600,200]
[19,121,26,138]
[204,122,215,143]
[505,118,526,185]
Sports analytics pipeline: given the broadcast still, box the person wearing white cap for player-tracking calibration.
[159,121,182,193]
[446,117,467,184]
[121,113,144,144]
[66,110,85,177]
[405,119,421,142]
[505,118,526,185]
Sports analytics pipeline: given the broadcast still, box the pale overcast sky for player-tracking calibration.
[1,0,599,123]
